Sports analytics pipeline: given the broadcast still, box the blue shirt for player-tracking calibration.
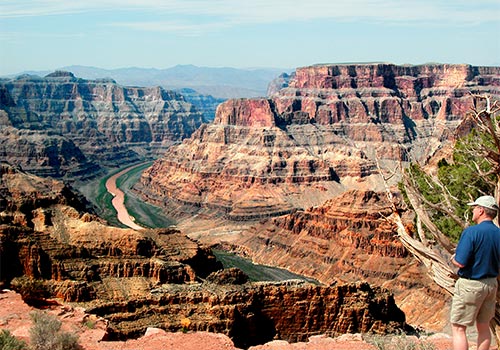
[455,220,500,279]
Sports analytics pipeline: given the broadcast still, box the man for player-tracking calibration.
[451,195,500,350]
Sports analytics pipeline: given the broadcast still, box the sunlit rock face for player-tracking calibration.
[0,71,205,180]
[230,189,450,331]
[0,163,408,348]
[136,63,500,220]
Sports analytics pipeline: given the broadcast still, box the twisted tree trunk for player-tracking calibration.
[385,94,500,346]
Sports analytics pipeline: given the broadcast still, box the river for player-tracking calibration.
[104,163,146,230]
[103,162,318,283]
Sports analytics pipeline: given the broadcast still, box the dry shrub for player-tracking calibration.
[29,311,82,350]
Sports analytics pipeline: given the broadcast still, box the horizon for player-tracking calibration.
[0,0,499,76]
[5,61,500,79]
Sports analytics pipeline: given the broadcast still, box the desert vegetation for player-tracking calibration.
[395,94,500,344]
[0,311,82,350]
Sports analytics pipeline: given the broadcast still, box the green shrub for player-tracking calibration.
[83,319,96,329]
[0,329,27,350]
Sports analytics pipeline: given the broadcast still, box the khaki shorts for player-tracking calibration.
[450,277,498,326]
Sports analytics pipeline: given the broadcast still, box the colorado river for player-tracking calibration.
[105,163,146,230]
[103,163,319,283]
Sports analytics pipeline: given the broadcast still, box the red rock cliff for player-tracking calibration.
[215,98,277,127]
[136,63,500,221]
[228,189,449,330]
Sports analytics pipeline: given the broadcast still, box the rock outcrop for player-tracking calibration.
[88,280,408,348]
[0,163,409,347]
[229,189,450,331]
[136,63,500,221]
[0,71,205,180]
[267,72,293,96]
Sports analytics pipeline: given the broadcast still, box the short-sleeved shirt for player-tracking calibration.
[455,220,500,280]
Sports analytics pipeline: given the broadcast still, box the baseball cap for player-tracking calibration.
[467,195,499,210]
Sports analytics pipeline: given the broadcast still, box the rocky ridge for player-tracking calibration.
[136,63,500,222]
[0,163,410,348]
[7,289,462,350]
[228,189,451,331]
[0,71,205,180]
[87,279,408,348]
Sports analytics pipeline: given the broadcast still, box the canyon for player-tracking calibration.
[0,163,409,348]
[134,63,500,332]
[137,63,500,223]
[0,71,204,180]
[2,62,500,348]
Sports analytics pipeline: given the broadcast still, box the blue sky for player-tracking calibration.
[0,0,499,75]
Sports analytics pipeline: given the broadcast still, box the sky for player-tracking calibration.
[0,0,499,76]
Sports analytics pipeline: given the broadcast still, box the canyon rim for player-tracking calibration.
[1,62,500,348]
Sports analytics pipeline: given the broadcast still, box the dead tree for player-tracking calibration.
[384,94,500,345]
[465,95,500,345]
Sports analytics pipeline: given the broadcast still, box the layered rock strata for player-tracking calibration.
[0,163,221,295]
[88,279,408,349]
[0,71,205,180]
[136,63,500,221]
[229,189,450,330]
[0,163,408,347]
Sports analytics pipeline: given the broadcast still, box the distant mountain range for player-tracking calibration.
[6,64,291,99]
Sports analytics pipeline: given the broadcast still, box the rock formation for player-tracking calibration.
[88,280,408,348]
[0,71,205,180]
[0,163,220,288]
[267,72,293,96]
[136,63,500,221]
[0,163,409,347]
[229,189,450,331]
[133,63,500,332]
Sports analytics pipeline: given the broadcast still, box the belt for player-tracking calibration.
[459,276,497,281]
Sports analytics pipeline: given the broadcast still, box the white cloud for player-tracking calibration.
[0,1,93,17]
[0,0,498,25]
[108,20,231,36]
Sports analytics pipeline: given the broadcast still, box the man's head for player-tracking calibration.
[467,195,499,221]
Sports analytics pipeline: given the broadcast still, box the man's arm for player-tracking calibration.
[451,254,465,268]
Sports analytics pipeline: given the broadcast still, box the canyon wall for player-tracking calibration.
[136,63,500,221]
[88,278,408,348]
[0,163,220,288]
[0,71,205,180]
[229,189,450,331]
[0,163,408,347]
[133,63,500,331]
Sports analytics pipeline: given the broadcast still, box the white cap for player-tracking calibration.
[467,195,499,210]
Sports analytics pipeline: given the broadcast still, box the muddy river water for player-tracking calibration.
[104,163,146,230]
